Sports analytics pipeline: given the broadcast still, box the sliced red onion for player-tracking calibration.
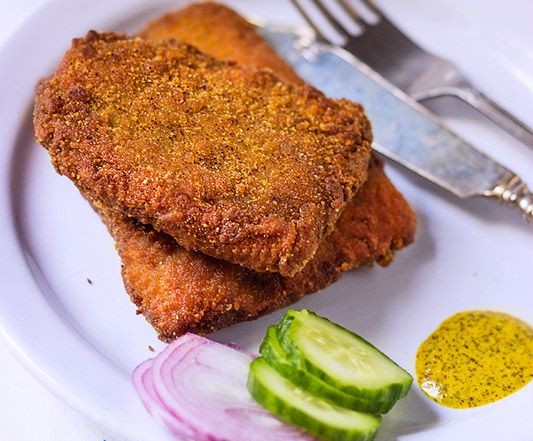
[132,341,198,440]
[133,333,315,441]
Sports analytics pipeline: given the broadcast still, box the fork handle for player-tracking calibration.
[415,87,533,149]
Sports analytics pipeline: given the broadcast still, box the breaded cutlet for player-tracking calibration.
[86,3,414,341]
[34,31,373,277]
[140,1,416,265]
[96,156,415,341]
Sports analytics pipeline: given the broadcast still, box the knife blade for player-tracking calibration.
[258,26,532,222]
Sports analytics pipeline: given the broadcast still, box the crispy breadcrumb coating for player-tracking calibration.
[34,31,372,276]
[100,3,415,340]
[96,156,415,341]
[33,3,416,340]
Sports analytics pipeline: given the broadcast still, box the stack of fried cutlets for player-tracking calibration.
[33,2,415,341]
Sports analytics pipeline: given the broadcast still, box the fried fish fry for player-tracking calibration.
[34,3,415,341]
[140,2,416,268]
[34,31,372,276]
[89,3,414,340]
[97,156,415,341]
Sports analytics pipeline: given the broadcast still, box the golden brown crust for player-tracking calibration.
[137,2,415,272]
[124,3,415,339]
[96,158,414,341]
[34,31,372,276]
[34,3,415,340]
[140,2,304,85]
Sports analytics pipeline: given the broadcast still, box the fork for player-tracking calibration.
[290,0,533,149]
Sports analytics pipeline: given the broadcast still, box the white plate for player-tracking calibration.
[0,1,532,440]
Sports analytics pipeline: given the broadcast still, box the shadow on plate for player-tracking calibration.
[377,389,440,440]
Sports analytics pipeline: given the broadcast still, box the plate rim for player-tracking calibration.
[0,2,186,439]
[0,1,531,440]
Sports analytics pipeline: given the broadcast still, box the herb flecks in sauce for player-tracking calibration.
[416,311,533,409]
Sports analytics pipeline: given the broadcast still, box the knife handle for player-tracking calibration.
[485,175,533,223]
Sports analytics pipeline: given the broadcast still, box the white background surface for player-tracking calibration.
[0,1,531,441]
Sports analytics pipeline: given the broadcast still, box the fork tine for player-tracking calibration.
[289,0,329,41]
[359,0,382,18]
[311,0,350,38]
[336,0,369,27]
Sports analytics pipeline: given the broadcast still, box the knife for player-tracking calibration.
[257,26,532,223]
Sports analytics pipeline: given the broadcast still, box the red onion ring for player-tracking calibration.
[133,333,314,441]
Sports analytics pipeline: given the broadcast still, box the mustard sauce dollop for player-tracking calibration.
[416,310,533,408]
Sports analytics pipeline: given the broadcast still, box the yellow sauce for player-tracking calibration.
[416,311,533,408]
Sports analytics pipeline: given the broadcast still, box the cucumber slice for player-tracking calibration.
[278,310,413,403]
[260,326,396,413]
[248,357,381,441]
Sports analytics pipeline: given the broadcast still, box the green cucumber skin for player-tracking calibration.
[260,326,396,414]
[278,310,413,403]
[248,358,381,441]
